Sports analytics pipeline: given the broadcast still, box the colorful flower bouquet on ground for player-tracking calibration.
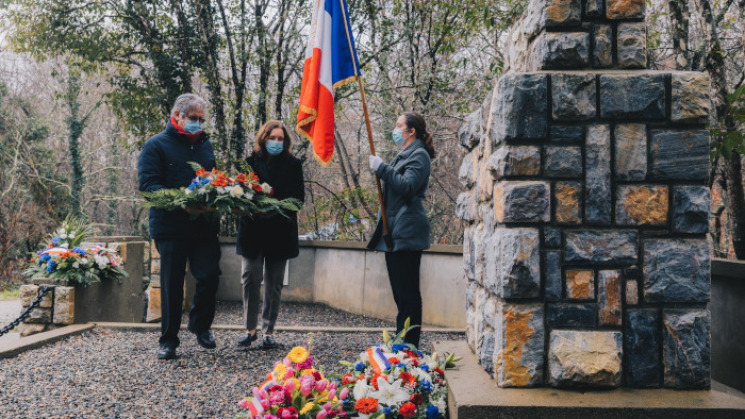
[237,323,461,419]
[237,338,349,419]
[143,163,303,218]
[339,323,460,419]
[23,218,128,287]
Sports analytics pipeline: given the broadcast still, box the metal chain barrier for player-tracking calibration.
[0,286,54,337]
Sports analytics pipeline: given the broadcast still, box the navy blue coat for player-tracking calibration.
[236,152,305,259]
[368,139,431,252]
[138,121,219,240]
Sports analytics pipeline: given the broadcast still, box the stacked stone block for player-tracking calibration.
[458,0,711,389]
[18,284,75,337]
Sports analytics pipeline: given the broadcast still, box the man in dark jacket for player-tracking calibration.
[138,93,221,360]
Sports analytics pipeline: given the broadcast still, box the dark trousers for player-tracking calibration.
[385,250,423,348]
[155,237,221,346]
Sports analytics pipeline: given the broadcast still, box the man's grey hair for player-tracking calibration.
[171,93,207,117]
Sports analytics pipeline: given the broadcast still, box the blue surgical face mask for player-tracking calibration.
[183,120,202,134]
[392,128,406,146]
[266,140,284,156]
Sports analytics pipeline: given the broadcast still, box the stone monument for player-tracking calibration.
[457,0,712,389]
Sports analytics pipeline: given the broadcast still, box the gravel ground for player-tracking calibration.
[212,301,396,328]
[0,302,463,418]
[0,328,463,418]
[0,300,21,344]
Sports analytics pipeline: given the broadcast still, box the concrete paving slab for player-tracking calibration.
[0,323,95,359]
[434,340,745,419]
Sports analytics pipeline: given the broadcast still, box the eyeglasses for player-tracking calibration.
[185,115,206,123]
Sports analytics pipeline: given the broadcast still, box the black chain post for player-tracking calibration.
[0,286,54,337]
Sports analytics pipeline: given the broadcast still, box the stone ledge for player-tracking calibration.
[0,323,95,359]
[435,340,745,419]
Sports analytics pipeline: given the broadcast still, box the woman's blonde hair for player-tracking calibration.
[253,120,293,156]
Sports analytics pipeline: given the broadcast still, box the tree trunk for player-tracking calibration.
[66,75,86,219]
[667,0,691,70]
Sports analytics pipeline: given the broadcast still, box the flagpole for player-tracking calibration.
[357,77,391,242]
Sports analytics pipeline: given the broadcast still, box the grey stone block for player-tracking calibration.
[488,146,542,178]
[673,186,710,233]
[614,124,647,181]
[548,330,623,388]
[552,73,597,121]
[494,181,551,223]
[546,303,597,328]
[495,227,541,299]
[617,23,647,69]
[546,251,562,301]
[459,106,482,151]
[459,148,478,188]
[593,25,613,68]
[494,74,548,142]
[600,74,665,119]
[565,230,638,264]
[671,73,711,123]
[585,0,604,17]
[644,239,710,303]
[545,227,562,248]
[625,309,662,387]
[551,125,583,143]
[545,146,583,178]
[663,309,711,389]
[533,32,590,70]
[496,303,545,387]
[585,125,612,224]
[650,129,710,180]
[479,330,496,375]
[456,190,479,222]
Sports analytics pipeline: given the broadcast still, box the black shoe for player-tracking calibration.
[193,330,217,349]
[157,343,177,360]
[237,332,258,347]
[262,336,278,349]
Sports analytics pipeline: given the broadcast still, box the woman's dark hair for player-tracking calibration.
[402,111,435,158]
[253,120,293,156]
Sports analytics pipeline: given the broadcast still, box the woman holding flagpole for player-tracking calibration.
[236,120,304,350]
[367,111,435,348]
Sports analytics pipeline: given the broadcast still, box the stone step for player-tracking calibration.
[434,340,745,419]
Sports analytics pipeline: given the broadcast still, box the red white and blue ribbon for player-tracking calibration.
[367,346,391,374]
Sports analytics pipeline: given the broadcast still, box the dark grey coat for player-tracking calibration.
[367,139,431,252]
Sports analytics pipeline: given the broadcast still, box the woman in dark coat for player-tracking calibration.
[367,111,435,348]
[236,120,304,349]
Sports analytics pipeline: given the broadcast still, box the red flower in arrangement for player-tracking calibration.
[250,172,260,182]
[277,406,298,419]
[342,373,354,385]
[196,168,207,177]
[404,350,419,359]
[252,183,263,192]
[434,367,445,376]
[388,357,401,364]
[235,173,247,185]
[312,371,322,381]
[400,402,417,418]
[399,371,416,385]
[410,393,423,405]
[354,398,379,414]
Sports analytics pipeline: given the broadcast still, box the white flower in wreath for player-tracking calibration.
[73,262,80,269]
[260,183,272,194]
[80,258,88,265]
[216,186,226,194]
[243,192,254,200]
[229,185,244,198]
[185,189,192,195]
[198,188,209,195]
[369,378,410,406]
[94,255,109,269]
[60,233,68,239]
[353,380,373,401]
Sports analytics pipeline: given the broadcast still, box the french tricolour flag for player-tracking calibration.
[296,0,361,167]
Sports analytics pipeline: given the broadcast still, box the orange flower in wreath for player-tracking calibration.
[354,398,379,414]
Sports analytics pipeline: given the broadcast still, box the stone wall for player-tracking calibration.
[458,0,712,389]
[18,284,75,337]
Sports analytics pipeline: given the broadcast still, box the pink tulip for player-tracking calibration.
[238,399,250,408]
[316,411,328,419]
[339,388,349,400]
[315,379,328,393]
[328,382,337,391]
[327,389,336,400]
[301,382,313,397]
[284,369,296,380]
[284,380,296,393]
[283,357,292,367]
[323,402,332,411]
[261,399,270,410]
[260,389,270,400]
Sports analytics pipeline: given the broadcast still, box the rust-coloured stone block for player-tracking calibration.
[606,0,645,19]
[495,303,545,387]
[566,270,595,300]
[616,185,668,226]
[555,182,582,225]
[599,270,622,326]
